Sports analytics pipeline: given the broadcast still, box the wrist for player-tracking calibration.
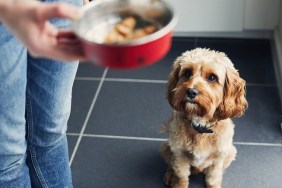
[0,0,14,22]
[0,0,38,24]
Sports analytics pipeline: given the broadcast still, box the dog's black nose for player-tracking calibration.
[186,88,198,99]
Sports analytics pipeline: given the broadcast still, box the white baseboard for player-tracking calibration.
[173,30,273,39]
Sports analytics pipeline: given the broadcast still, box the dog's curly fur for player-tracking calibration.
[160,48,248,188]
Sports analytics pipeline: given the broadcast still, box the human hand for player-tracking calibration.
[83,0,90,5]
[0,0,85,61]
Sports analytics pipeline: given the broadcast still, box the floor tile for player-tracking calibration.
[223,144,282,188]
[71,137,206,188]
[106,38,195,80]
[76,63,105,78]
[82,81,282,143]
[68,80,100,133]
[71,137,282,188]
[196,38,276,84]
[233,86,282,143]
[69,37,282,188]
[84,81,171,138]
[67,135,78,158]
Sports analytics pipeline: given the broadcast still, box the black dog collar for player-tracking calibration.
[191,122,213,134]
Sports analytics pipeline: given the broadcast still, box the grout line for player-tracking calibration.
[82,134,167,142]
[69,68,108,166]
[67,133,80,136]
[233,142,282,147]
[103,78,167,84]
[75,77,100,81]
[67,133,282,147]
[67,133,166,142]
[75,77,167,83]
[75,77,277,87]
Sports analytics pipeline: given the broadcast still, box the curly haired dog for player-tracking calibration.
[160,48,248,188]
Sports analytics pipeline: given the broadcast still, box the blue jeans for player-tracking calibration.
[0,0,82,187]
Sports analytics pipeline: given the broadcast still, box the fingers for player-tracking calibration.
[29,36,86,62]
[83,0,90,5]
[57,30,78,40]
[51,41,86,61]
[55,30,88,61]
[56,30,82,46]
[39,3,83,21]
[39,47,86,62]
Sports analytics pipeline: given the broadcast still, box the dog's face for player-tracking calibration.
[167,48,248,121]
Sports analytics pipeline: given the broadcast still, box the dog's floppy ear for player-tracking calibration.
[214,65,248,120]
[167,58,181,110]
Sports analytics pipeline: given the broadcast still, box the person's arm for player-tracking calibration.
[0,0,85,61]
[0,0,13,21]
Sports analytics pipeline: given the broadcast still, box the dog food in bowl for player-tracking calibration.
[103,16,158,44]
[72,0,177,69]
[85,16,159,44]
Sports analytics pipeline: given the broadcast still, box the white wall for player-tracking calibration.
[244,0,280,30]
[168,0,280,33]
[168,0,244,32]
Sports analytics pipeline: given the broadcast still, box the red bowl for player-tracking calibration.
[72,0,177,69]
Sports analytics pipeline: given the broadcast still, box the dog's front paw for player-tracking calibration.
[173,181,189,188]
[163,169,177,186]
[163,169,188,188]
[206,185,221,188]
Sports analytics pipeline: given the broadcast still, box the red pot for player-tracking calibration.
[72,0,177,69]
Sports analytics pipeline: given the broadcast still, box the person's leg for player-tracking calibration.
[26,58,78,188]
[26,0,82,187]
[0,23,31,187]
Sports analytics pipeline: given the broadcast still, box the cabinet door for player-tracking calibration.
[168,0,244,32]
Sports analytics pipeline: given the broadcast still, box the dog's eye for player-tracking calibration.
[185,70,193,78]
[207,74,217,82]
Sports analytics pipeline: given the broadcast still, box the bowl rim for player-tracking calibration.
[72,0,178,47]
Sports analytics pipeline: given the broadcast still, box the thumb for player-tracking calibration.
[39,3,83,20]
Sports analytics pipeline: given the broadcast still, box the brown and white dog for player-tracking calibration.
[160,48,248,188]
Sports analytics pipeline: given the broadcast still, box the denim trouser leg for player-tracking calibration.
[0,24,31,188]
[0,0,82,187]
[0,27,78,187]
[26,55,78,188]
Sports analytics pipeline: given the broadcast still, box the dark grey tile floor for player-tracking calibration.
[67,37,282,188]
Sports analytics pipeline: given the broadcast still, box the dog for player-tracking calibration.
[160,48,248,188]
